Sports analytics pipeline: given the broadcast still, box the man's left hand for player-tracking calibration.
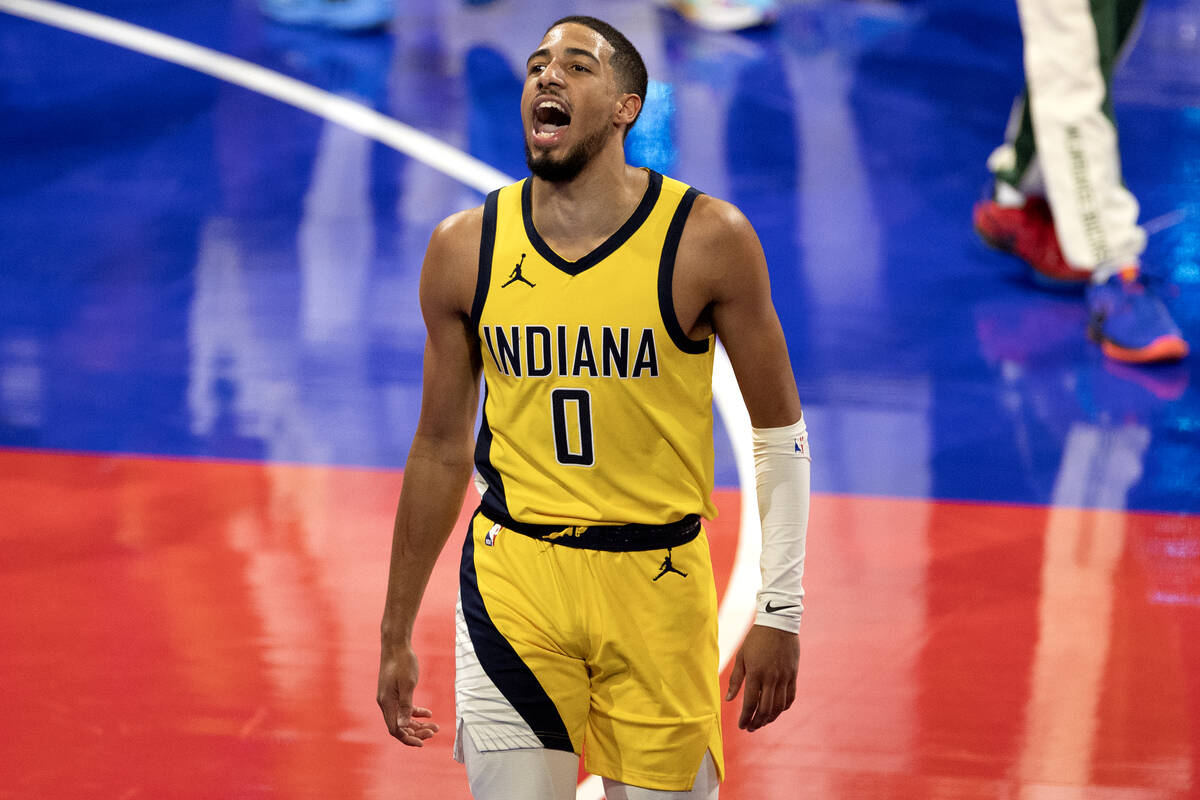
[724,624,799,731]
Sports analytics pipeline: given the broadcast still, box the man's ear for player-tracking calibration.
[614,92,643,130]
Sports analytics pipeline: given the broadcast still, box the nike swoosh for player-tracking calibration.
[764,601,800,614]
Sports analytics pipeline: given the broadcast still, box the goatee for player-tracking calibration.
[525,126,609,183]
[525,144,589,183]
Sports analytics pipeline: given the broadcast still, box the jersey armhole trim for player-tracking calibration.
[658,186,710,355]
[469,188,501,330]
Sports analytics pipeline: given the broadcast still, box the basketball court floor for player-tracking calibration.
[2,0,1199,797]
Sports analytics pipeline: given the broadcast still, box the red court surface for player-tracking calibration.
[3,449,1198,799]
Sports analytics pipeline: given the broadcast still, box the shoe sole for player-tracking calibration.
[1093,334,1190,364]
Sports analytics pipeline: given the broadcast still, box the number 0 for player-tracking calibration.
[551,388,594,466]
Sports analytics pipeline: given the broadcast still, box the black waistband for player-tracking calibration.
[478,507,701,552]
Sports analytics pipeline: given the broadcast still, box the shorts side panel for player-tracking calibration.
[459,512,588,754]
[454,594,543,757]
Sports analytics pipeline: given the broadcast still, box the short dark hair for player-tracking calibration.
[546,16,648,130]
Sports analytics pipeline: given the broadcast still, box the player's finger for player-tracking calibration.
[409,718,441,736]
[396,716,432,747]
[400,725,436,743]
[770,678,789,721]
[725,655,746,702]
[397,729,426,747]
[395,706,440,743]
[378,689,400,737]
[748,680,778,731]
[738,676,762,730]
[784,673,797,710]
[392,701,415,741]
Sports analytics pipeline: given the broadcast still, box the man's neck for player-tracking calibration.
[530,148,649,257]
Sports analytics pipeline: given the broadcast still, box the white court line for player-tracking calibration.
[0,0,512,195]
[0,2,762,795]
[712,344,764,669]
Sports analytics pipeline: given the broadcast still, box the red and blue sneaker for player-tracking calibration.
[973,196,1092,289]
[1086,267,1190,364]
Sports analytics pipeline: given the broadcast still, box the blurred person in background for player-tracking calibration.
[972,0,1189,365]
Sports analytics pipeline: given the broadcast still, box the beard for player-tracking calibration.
[525,124,610,183]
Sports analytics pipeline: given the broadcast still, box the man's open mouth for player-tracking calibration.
[532,98,572,142]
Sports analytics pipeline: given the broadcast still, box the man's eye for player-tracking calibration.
[571,64,589,72]
[529,64,545,74]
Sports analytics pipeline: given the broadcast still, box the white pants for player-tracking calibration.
[460,724,721,800]
[992,0,1146,273]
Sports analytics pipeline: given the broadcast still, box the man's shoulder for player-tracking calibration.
[651,172,754,243]
[432,204,486,243]
[421,204,489,310]
[424,205,488,266]
[677,193,758,256]
[671,191,765,304]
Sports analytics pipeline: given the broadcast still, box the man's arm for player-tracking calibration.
[676,196,807,734]
[377,208,483,747]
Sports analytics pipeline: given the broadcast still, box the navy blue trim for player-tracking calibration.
[472,195,508,518]
[459,512,575,752]
[521,171,664,276]
[469,189,500,330]
[658,186,710,355]
[473,382,509,519]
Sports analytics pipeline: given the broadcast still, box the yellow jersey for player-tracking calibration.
[471,170,718,526]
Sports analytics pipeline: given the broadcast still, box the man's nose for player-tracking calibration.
[537,59,566,88]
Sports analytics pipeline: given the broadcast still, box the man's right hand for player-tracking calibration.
[377,641,441,746]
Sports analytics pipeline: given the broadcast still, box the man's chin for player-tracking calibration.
[525,146,586,183]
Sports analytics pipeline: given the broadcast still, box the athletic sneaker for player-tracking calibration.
[973,196,1092,289]
[259,0,393,32]
[1086,267,1190,364]
[664,0,777,31]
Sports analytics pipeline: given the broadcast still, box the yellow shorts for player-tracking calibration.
[455,508,724,791]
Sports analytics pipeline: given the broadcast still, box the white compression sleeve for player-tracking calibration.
[752,416,811,634]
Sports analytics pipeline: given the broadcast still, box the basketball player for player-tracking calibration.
[377,16,810,799]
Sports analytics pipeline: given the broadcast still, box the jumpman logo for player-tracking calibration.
[653,548,688,581]
[502,253,535,288]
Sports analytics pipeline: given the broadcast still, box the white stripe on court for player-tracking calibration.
[0,2,762,795]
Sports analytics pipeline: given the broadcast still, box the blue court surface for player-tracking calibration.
[2,1,1199,798]
[3,0,1198,509]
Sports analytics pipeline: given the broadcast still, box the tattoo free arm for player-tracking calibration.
[377,209,483,747]
[678,196,808,733]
